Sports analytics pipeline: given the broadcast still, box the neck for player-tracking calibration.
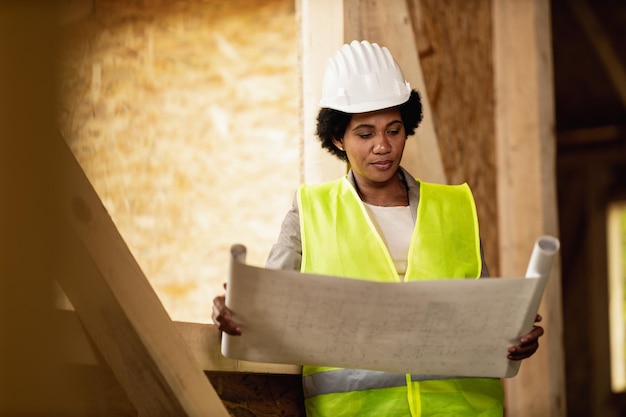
[354,172,408,207]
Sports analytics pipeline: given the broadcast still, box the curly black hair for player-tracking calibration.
[315,89,423,162]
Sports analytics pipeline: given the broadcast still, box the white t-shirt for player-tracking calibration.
[363,203,414,281]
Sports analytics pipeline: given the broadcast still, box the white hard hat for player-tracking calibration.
[319,40,412,113]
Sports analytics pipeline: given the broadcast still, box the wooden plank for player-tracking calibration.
[343,0,447,184]
[55,310,304,416]
[177,321,301,374]
[558,125,623,147]
[492,1,566,416]
[50,131,229,416]
[57,309,300,374]
[296,0,347,184]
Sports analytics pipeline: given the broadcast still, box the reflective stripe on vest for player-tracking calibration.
[302,369,465,399]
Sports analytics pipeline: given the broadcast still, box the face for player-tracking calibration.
[333,108,406,188]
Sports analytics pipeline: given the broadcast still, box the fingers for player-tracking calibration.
[211,294,242,336]
[520,324,544,343]
[507,325,544,361]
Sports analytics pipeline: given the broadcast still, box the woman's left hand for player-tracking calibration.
[507,314,544,360]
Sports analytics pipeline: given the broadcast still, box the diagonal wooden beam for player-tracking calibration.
[343,0,447,184]
[51,130,229,417]
[568,0,626,109]
[57,309,301,374]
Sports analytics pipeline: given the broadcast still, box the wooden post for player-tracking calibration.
[493,1,566,416]
[296,0,346,183]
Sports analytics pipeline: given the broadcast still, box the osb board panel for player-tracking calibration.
[58,0,300,322]
[412,0,499,273]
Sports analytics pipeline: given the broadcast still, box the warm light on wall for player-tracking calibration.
[57,0,300,323]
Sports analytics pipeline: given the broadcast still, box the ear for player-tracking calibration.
[332,138,344,151]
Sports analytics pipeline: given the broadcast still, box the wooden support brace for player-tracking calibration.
[55,310,304,416]
[50,131,230,417]
[56,309,300,375]
[343,0,447,184]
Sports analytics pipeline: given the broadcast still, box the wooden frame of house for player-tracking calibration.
[1,1,567,416]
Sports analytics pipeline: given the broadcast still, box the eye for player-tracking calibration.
[387,129,401,136]
[355,130,374,139]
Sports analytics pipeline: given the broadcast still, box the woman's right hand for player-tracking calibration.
[212,293,242,336]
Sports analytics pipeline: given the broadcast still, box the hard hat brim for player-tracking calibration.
[319,91,411,114]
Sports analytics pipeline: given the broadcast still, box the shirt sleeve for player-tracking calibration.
[265,193,302,271]
[479,241,490,278]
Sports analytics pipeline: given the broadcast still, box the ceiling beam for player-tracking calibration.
[558,124,624,147]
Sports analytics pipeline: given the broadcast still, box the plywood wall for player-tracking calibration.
[58,0,299,322]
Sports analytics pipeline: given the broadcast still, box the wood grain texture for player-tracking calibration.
[344,0,499,272]
[343,0,447,185]
[52,131,229,416]
[493,0,566,416]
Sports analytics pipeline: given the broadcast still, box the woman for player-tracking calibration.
[213,40,543,417]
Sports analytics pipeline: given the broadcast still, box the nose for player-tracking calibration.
[373,132,391,154]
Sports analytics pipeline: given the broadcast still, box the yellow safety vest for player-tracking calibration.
[298,177,504,417]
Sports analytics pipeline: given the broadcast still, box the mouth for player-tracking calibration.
[371,160,394,170]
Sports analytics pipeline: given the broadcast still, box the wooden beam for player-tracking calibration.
[56,309,304,416]
[57,309,301,374]
[343,0,447,184]
[177,321,301,374]
[568,0,626,110]
[0,3,81,415]
[493,1,566,416]
[51,131,229,416]
[558,125,623,147]
[297,0,347,183]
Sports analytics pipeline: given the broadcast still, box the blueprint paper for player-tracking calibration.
[221,237,558,378]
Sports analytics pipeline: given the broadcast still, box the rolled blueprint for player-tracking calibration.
[525,236,560,279]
